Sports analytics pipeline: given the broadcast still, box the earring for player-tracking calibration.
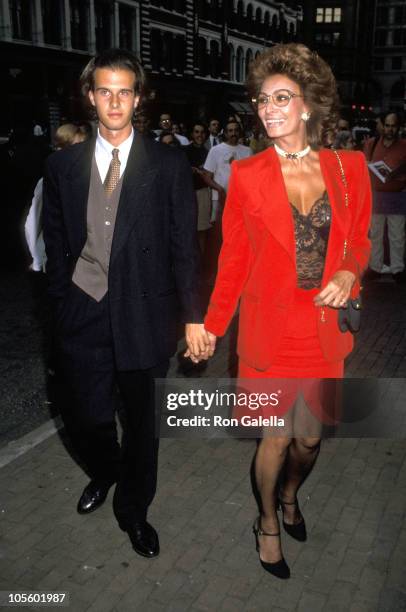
[301,112,311,122]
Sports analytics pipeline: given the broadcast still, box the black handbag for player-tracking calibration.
[338,296,362,333]
[333,149,362,335]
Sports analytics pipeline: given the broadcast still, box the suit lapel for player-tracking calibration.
[259,147,296,263]
[64,138,94,255]
[110,135,158,264]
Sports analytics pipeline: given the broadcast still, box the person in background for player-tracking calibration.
[204,118,222,150]
[133,112,154,138]
[203,120,252,225]
[333,130,355,151]
[155,113,189,144]
[183,123,224,257]
[25,123,90,272]
[159,129,181,146]
[364,111,406,283]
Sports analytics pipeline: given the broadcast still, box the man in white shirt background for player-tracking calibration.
[204,120,252,224]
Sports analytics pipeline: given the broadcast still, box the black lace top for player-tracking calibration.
[290,191,331,289]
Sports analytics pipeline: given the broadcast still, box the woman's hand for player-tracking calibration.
[314,270,356,309]
[184,324,217,363]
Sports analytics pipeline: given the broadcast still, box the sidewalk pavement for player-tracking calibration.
[0,277,405,611]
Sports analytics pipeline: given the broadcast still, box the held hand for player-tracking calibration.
[314,270,356,309]
[184,323,216,363]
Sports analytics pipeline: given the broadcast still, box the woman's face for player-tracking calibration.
[257,74,310,142]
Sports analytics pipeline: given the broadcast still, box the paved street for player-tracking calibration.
[0,272,406,611]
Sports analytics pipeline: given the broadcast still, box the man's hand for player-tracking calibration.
[184,324,217,363]
[314,270,356,309]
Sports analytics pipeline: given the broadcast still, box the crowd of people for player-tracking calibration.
[3,42,405,583]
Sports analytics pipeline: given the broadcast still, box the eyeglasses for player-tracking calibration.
[251,89,303,109]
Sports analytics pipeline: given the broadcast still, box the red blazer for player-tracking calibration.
[204,147,372,371]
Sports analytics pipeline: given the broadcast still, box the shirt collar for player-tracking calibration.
[96,128,134,156]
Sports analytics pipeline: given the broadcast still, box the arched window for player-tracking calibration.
[288,22,295,41]
[229,43,235,81]
[255,7,262,37]
[271,14,279,42]
[246,3,253,34]
[237,0,244,31]
[245,48,253,76]
[236,46,244,83]
[210,39,220,78]
[255,50,261,60]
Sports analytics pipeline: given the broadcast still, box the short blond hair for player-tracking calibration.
[54,123,89,149]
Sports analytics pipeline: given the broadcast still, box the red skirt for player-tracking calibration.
[236,288,343,424]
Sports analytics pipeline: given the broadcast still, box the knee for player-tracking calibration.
[259,436,292,456]
[296,437,321,452]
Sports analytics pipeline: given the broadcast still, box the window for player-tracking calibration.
[95,0,112,52]
[42,0,62,45]
[377,7,389,25]
[374,29,387,46]
[119,4,136,50]
[392,57,402,70]
[393,29,402,45]
[374,57,384,70]
[316,7,342,23]
[10,0,32,40]
[70,0,88,50]
[315,31,340,45]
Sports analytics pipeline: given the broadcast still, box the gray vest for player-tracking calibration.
[72,155,123,301]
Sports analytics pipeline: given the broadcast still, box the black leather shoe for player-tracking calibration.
[253,517,290,579]
[278,497,307,542]
[77,480,113,515]
[127,521,160,558]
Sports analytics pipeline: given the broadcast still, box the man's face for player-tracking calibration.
[191,125,206,146]
[209,120,220,135]
[160,114,172,130]
[134,114,149,134]
[88,68,139,134]
[383,114,399,141]
[224,122,240,145]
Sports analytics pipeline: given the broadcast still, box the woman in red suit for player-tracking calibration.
[188,44,371,579]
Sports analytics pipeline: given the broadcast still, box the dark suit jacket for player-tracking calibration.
[43,134,202,370]
[204,147,372,370]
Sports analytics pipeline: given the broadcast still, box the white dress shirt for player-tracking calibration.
[95,129,134,183]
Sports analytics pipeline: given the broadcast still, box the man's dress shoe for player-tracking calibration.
[77,480,112,514]
[127,521,160,558]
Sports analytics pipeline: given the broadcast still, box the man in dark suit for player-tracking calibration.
[204,118,222,151]
[43,49,208,558]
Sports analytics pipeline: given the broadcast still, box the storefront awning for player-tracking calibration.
[229,101,253,115]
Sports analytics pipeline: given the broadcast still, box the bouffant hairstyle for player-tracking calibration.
[246,43,339,150]
[80,48,146,102]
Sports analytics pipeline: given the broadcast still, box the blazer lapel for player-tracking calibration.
[64,138,94,256]
[259,146,296,263]
[110,135,158,264]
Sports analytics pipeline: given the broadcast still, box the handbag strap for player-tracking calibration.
[332,148,349,208]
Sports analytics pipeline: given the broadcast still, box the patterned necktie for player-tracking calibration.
[104,148,120,195]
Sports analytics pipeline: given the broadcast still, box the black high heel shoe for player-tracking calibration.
[252,517,290,579]
[278,497,307,542]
